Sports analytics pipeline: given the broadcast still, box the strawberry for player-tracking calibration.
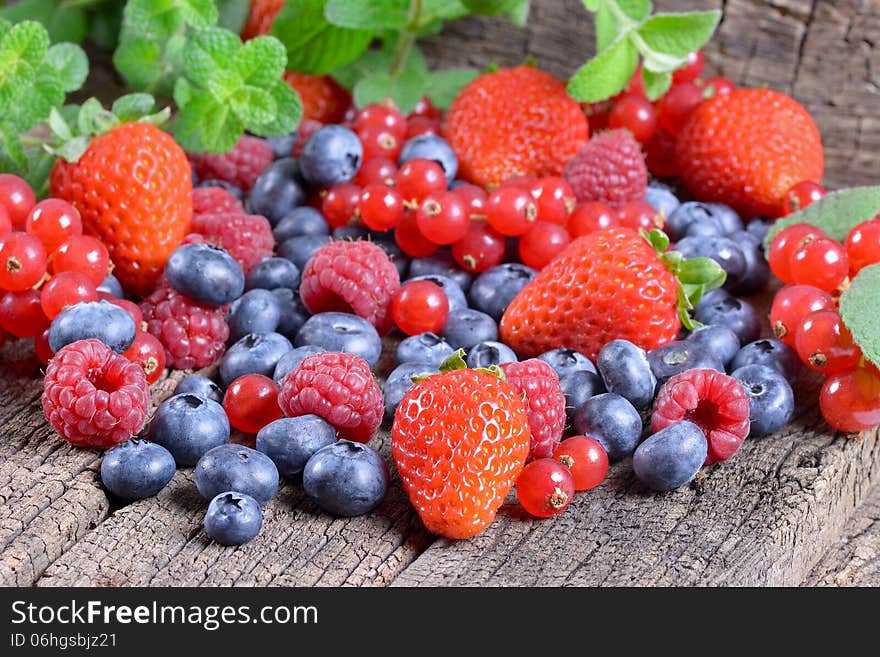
[499,227,725,361]
[391,352,530,540]
[241,0,284,40]
[676,88,824,218]
[444,66,590,188]
[50,119,191,297]
[283,72,352,124]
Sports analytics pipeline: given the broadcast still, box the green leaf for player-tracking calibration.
[184,27,240,88]
[354,68,427,114]
[2,20,49,68]
[48,107,72,141]
[88,3,123,50]
[46,43,88,92]
[77,96,119,136]
[462,0,522,16]
[248,78,302,137]
[331,48,393,90]
[425,68,478,108]
[121,0,184,41]
[174,92,244,153]
[112,93,156,122]
[422,0,470,22]
[765,186,880,250]
[232,86,276,126]
[567,36,638,103]
[207,68,244,101]
[234,35,286,88]
[840,264,880,369]
[173,76,194,108]
[618,0,652,22]
[506,0,530,26]
[177,0,219,29]
[595,3,618,53]
[325,0,408,30]
[637,11,721,58]
[47,134,90,162]
[641,67,671,100]
[217,0,250,33]
[19,64,64,126]
[581,0,600,11]
[112,37,164,91]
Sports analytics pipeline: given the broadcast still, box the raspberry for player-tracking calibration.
[189,135,273,192]
[140,283,229,370]
[192,187,244,216]
[42,339,149,449]
[299,240,401,335]
[501,359,566,459]
[652,368,751,465]
[563,129,648,208]
[191,212,274,273]
[278,351,383,443]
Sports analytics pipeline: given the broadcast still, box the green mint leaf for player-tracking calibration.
[19,64,64,127]
[641,67,671,100]
[48,107,72,142]
[765,186,880,250]
[112,37,164,91]
[506,0,530,26]
[112,93,156,122]
[174,92,243,153]
[425,68,478,109]
[840,264,880,370]
[617,0,652,22]
[121,0,184,41]
[637,11,721,58]
[422,0,470,22]
[207,68,244,101]
[581,0,600,11]
[461,0,522,16]
[2,20,49,69]
[231,86,276,126]
[325,0,408,31]
[354,68,427,114]
[331,48,392,90]
[272,0,373,75]
[247,79,302,138]
[0,0,87,44]
[88,3,123,50]
[595,3,618,53]
[234,35,286,88]
[177,0,219,30]
[217,0,250,33]
[46,43,88,93]
[183,27,240,89]
[567,36,638,103]
[174,77,194,108]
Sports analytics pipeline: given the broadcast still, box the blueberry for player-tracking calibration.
[633,421,708,491]
[373,238,409,279]
[398,134,458,183]
[686,325,740,369]
[100,439,176,501]
[266,132,296,159]
[195,444,279,505]
[97,274,124,297]
[682,215,725,238]
[645,182,680,218]
[383,361,439,420]
[559,370,605,425]
[49,300,136,354]
[442,308,498,350]
[273,207,330,242]
[675,235,747,284]
[408,249,473,293]
[572,393,642,461]
[249,158,306,226]
[648,340,724,385]
[165,243,245,307]
[219,332,293,386]
[731,364,795,437]
[667,202,740,241]
[256,415,337,479]
[272,288,309,342]
[466,341,517,368]
[204,492,262,545]
[332,225,370,241]
[468,264,536,321]
[746,217,772,246]
[174,374,223,403]
[273,345,326,384]
[596,339,656,410]
[277,234,331,271]
[197,179,244,200]
[303,440,389,517]
[537,347,598,378]
[294,312,381,367]
[395,332,454,366]
[730,339,801,384]
[710,204,744,235]
[694,294,763,345]
[300,125,363,188]
[245,257,300,292]
[227,289,282,342]
[148,393,230,466]
[407,274,468,312]
[725,231,770,296]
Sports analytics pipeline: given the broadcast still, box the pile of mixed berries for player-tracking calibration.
[1,51,878,545]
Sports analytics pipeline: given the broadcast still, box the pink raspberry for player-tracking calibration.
[191,212,274,273]
[299,240,400,335]
[501,359,566,459]
[278,351,383,443]
[140,283,229,370]
[292,119,323,159]
[563,129,647,208]
[652,368,751,464]
[193,186,244,216]
[42,339,150,449]
[189,135,273,191]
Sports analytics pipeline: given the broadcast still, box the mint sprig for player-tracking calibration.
[569,0,721,102]
[840,264,880,370]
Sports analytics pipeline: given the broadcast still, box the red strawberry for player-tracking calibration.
[391,352,530,539]
[241,0,284,40]
[676,88,824,217]
[499,227,725,361]
[283,72,352,124]
[50,122,191,297]
[444,66,589,188]
[564,129,648,207]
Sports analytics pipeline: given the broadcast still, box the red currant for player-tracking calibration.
[820,365,880,433]
[354,103,407,139]
[391,279,449,335]
[789,237,848,292]
[553,436,609,491]
[406,116,441,139]
[0,174,36,229]
[770,284,836,347]
[702,76,736,97]
[644,128,679,178]
[353,156,398,187]
[49,235,110,286]
[768,223,827,283]
[409,96,443,121]
[358,123,402,161]
[519,221,571,270]
[396,158,446,205]
[844,219,880,276]
[0,289,49,337]
[123,331,166,385]
[530,177,575,225]
[322,182,362,229]
[585,101,611,131]
[451,221,505,273]
[617,200,663,232]
[795,309,862,374]
[394,210,438,258]
[0,232,47,291]
[516,458,575,518]
[625,63,647,98]
[486,187,538,237]
[223,373,283,434]
[358,184,404,232]
[416,191,469,245]
[34,328,54,365]
[783,181,826,215]
[658,82,703,135]
[568,202,616,237]
[25,199,83,252]
[454,184,488,219]
[0,204,12,238]
[672,51,705,84]
[608,94,659,144]
[40,271,98,319]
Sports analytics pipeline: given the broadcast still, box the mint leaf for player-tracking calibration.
[231,86,276,126]
[331,48,392,90]
[3,20,49,68]
[46,42,88,92]
[582,0,601,11]
[567,36,638,103]
[637,11,721,58]
[184,27,240,88]
[618,0,652,22]
[840,264,880,369]
[174,93,243,153]
[506,0,530,26]
[462,0,522,16]
[641,67,671,100]
[112,37,164,90]
[112,93,156,122]
[325,0,409,31]
[177,0,219,29]
[765,186,880,249]
[426,68,478,108]
[217,0,250,33]
[121,0,184,41]
[595,3,617,52]
[249,79,302,137]
[234,35,286,88]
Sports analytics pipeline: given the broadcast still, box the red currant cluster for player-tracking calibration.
[0,173,165,382]
[768,216,880,432]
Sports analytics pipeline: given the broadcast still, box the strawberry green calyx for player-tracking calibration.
[411,349,508,384]
[640,228,727,331]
